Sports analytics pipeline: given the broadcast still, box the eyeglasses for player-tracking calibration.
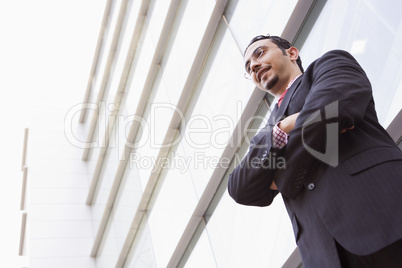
[244,73,253,80]
[244,46,266,80]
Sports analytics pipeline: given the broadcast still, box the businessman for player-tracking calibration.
[228,35,402,267]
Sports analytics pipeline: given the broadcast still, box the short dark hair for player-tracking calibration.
[245,34,304,73]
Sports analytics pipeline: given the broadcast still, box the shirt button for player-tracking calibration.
[307,183,315,191]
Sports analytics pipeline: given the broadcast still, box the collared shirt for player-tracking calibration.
[272,75,301,148]
[277,75,301,107]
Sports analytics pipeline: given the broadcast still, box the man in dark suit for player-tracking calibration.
[228,35,402,267]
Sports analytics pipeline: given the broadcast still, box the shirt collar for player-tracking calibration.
[278,74,302,105]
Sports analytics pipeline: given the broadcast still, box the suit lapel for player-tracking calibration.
[268,103,279,126]
[276,75,303,120]
[267,75,303,126]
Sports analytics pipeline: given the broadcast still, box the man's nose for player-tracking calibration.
[250,60,261,75]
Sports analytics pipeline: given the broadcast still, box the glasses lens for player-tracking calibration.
[244,73,252,80]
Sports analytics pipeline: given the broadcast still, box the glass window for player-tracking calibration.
[94,157,143,267]
[138,20,255,267]
[90,0,155,257]
[91,104,125,234]
[124,0,166,116]
[107,0,142,107]
[93,0,178,264]
[147,0,171,44]
[124,213,157,268]
[159,0,215,105]
[93,0,123,103]
[130,69,173,189]
[183,220,217,268]
[128,138,199,267]
[186,101,296,268]
[179,21,254,198]
[299,0,402,127]
[103,0,301,266]
[206,192,296,268]
[87,0,136,196]
[92,1,169,263]
[225,0,298,51]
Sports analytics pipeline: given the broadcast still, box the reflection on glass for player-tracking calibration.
[107,0,142,105]
[147,0,170,43]
[124,0,169,116]
[180,22,254,198]
[133,18,256,268]
[146,141,199,267]
[184,1,300,261]
[183,220,217,268]
[95,0,123,102]
[206,190,295,268]
[299,0,402,126]
[225,0,298,51]
[91,104,126,234]
[124,213,157,268]
[132,69,174,189]
[186,100,295,268]
[91,0,143,237]
[159,0,215,105]
[95,155,143,267]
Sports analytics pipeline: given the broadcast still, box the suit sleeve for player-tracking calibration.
[228,123,279,206]
[274,50,373,199]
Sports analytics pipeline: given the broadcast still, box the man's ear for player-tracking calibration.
[288,47,299,61]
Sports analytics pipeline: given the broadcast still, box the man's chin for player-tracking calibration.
[258,80,269,91]
[256,81,269,92]
[260,82,273,93]
[265,77,280,94]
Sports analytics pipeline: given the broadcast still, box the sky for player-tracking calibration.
[0,0,105,265]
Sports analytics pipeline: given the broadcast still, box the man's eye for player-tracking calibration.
[256,49,264,58]
[246,65,251,74]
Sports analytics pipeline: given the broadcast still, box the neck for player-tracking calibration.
[273,71,302,98]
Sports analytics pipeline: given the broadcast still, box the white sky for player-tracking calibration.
[0,0,105,265]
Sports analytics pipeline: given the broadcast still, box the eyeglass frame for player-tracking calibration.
[243,46,266,80]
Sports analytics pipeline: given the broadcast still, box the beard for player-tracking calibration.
[266,75,279,90]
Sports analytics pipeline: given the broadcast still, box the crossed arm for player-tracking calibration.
[272,51,371,199]
[229,50,371,205]
[270,113,299,190]
[271,112,355,190]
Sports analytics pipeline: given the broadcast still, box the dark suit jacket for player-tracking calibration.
[228,50,402,267]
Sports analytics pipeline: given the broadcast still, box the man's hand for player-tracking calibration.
[270,114,355,190]
[270,112,300,190]
[278,112,300,134]
[270,181,278,190]
[341,125,355,133]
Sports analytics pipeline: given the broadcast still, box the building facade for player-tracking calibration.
[23,0,402,267]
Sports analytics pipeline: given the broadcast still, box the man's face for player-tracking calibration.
[244,39,292,95]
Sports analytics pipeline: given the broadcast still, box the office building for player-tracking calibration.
[22,0,402,267]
